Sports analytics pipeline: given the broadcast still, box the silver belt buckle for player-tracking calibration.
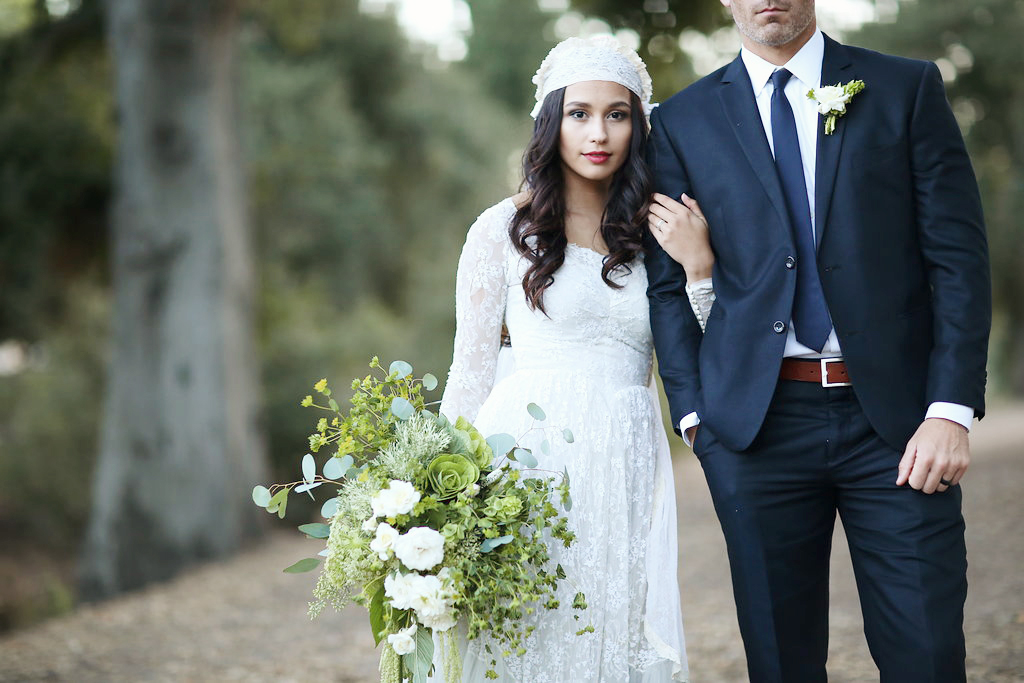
[820,358,852,387]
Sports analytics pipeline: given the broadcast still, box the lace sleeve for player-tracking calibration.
[684,279,715,333]
[440,201,512,423]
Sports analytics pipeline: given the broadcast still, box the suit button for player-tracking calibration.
[773,321,786,334]
[785,256,796,269]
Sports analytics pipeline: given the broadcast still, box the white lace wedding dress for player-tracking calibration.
[439,197,688,682]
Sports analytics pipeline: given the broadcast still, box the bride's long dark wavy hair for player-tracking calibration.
[510,86,651,314]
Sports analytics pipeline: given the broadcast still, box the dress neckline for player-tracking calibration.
[566,242,609,259]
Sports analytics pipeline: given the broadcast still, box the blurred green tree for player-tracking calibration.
[79,0,267,601]
[569,0,729,96]
[852,0,1024,394]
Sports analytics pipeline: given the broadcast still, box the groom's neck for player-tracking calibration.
[740,20,817,66]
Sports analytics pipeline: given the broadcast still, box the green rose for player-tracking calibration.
[453,416,495,469]
[427,454,481,501]
[484,494,524,524]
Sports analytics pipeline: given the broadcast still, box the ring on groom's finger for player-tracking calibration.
[940,477,953,487]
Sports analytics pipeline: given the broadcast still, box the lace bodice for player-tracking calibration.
[441,198,655,422]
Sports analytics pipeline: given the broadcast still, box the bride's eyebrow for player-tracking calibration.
[564,100,631,109]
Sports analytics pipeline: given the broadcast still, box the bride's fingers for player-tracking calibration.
[680,193,707,224]
[652,193,683,214]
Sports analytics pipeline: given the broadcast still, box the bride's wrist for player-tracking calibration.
[683,253,714,282]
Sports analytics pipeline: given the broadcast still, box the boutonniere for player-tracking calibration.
[806,80,866,135]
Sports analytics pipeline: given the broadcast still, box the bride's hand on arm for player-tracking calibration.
[648,193,714,282]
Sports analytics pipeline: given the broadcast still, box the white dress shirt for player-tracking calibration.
[678,31,973,444]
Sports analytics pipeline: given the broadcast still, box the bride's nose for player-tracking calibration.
[588,119,609,144]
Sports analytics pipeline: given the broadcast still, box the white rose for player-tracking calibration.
[387,624,417,655]
[393,526,445,571]
[361,517,379,533]
[419,609,457,632]
[384,572,417,610]
[407,574,447,616]
[369,522,399,560]
[371,480,421,518]
[813,85,850,114]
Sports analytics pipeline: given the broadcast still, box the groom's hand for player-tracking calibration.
[896,418,970,494]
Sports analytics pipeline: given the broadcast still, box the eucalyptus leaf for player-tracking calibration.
[389,360,413,378]
[328,398,339,412]
[527,402,546,421]
[541,439,550,455]
[480,534,514,552]
[390,396,414,420]
[318,548,330,557]
[320,496,340,519]
[251,485,272,507]
[563,492,573,512]
[301,453,316,484]
[562,428,574,443]
[514,448,538,468]
[485,433,516,458]
[295,481,322,495]
[283,557,320,573]
[298,523,330,539]
[422,373,438,391]
[323,455,350,480]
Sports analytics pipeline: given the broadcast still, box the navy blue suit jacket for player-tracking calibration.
[646,35,991,452]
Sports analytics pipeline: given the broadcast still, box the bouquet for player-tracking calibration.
[252,357,586,682]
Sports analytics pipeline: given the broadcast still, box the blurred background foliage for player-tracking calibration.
[0,0,1020,630]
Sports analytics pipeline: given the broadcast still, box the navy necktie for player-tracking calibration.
[770,68,832,352]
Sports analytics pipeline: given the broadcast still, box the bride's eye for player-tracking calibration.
[567,110,588,120]
[607,110,629,121]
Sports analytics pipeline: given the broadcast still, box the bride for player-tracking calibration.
[439,36,714,682]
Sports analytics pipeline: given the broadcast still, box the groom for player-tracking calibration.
[646,1,990,681]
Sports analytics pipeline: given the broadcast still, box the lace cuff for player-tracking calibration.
[684,279,715,333]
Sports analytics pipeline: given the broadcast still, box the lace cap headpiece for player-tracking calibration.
[530,35,654,119]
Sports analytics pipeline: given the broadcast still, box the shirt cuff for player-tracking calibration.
[925,402,975,431]
[679,411,701,447]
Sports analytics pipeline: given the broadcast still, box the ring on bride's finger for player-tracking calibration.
[656,218,666,230]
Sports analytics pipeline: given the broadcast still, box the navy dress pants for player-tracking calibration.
[694,379,967,682]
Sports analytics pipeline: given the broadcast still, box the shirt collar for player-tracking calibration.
[740,29,824,95]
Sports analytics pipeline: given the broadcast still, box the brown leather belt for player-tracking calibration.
[779,358,852,387]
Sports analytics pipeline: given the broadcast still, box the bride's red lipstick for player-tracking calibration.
[584,152,611,164]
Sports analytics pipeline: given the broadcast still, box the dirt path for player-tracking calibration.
[2,407,1022,682]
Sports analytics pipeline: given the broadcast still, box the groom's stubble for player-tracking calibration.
[722,0,817,49]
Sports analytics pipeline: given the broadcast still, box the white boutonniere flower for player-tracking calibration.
[807,80,866,135]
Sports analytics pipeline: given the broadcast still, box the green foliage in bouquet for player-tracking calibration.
[252,358,585,682]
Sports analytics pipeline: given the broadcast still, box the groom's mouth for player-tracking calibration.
[583,152,611,164]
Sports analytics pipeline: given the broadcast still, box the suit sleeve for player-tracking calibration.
[910,61,991,418]
[645,105,707,433]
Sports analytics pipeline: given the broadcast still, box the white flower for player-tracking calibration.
[419,609,457,632]
[408,574,447,616]
[394,526,445,571]
[812,85,850,115]
[468,483,481,497]
[384,572,418,610]
[371,480,421,518]
[387,624,417,655]
[369,522,399,560]
[361,517,379,533]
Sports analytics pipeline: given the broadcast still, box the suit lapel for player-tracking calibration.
[814,35,853,253]
[717,56,790,235]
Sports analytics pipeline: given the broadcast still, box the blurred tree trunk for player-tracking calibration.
[80,0,266,600]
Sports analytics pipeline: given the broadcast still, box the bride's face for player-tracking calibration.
[558,80,633,188]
